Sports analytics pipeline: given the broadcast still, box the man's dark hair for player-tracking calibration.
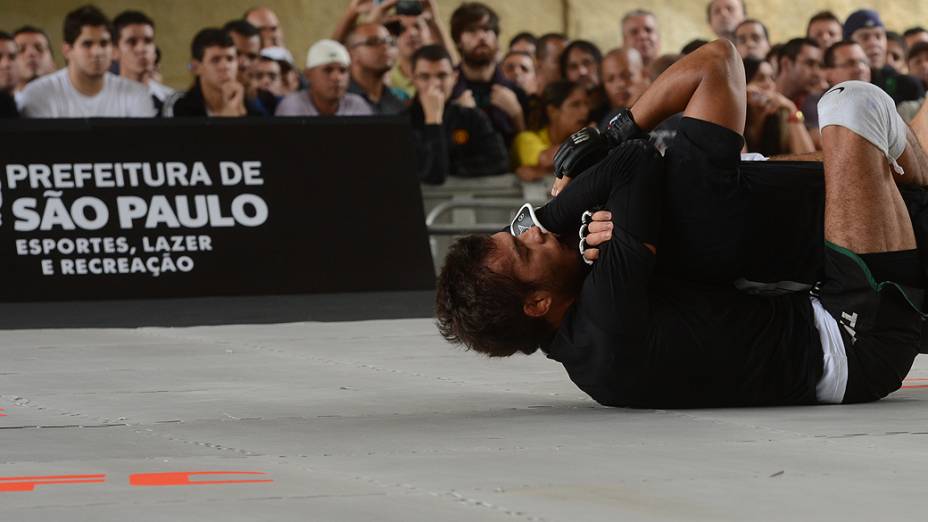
[904,26,928,39]
[908,41,928,63]
[113,10,154,43]
[736,18,769,41]
[559,39,602,78]
[63,5,112,45]
[743,56,764,83]
[536,32,567,61]
[436,235,548,358]
[779,37,818,64]
[223,19,260,39]
[450,2,500,44]
[807,10,841,35]
[824,40,859,68]
[508,31,536,49]
[191,27,234,61]
[705,0,746,23]
[530,79,583,129]
[887,31,905,50]
[681,39,708,55]
[13,25,51,42]
[0,31,13,42]
[411,44,452,71]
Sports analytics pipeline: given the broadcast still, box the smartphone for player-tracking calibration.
[396,0,424,16]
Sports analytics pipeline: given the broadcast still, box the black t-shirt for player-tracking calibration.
[538,128,824,408]
[0,92,18,118]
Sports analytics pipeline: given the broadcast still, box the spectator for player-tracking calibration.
[599,48,647,128]
[775,38,821,108]
[275,39,372,117]
[648,53,679,81]
[253,55,283,96]
[824,41,871,86]
[501,50,537,96]
[806,11,842,53]
[534,32,567,93]
[261,46,300,95]
[904,27,928,50]
[735,18,770,60]
[886,31,908,74]
[512,80,589,182]
[621,10,659,67]
[508,32,536,55]
[908,42,928,89]
[450,2,527,142]
[0,32,17,95]
[743,56,814,156]
[707,0,745,41]
[112,10,174,114]
[845,9,924,105]
[406,45,508,184]
[252,54,284,114]
[223,20,261,96]
[20,6,154,118]
[12,26,55,94]
[387,14,432,99]
[244,6,284,49]
[170,28,265,117]
[560,39,605,123]
[346,23,405,114]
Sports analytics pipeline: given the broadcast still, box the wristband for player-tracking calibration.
[510,203,549,237]
[604,108,645,146]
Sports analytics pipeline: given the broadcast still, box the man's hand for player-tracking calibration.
[454,89,476,108]
[581,210,613,263]
[490,84,524,129]
[421,83,445,124]
[218,81,246,117]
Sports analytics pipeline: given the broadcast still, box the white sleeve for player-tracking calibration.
[127,86,157,117]
[19,85,54,118]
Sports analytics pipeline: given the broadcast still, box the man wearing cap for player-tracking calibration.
[845,9,924,105]
[275,39,372,117]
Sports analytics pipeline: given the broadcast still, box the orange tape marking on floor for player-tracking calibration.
[0,474,106,492]
[129,471,273,487]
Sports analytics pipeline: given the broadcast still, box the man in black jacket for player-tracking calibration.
[436,40,928,409]
[407,45,508,185]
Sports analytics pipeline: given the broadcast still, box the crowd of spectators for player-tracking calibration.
[3,1,928,185]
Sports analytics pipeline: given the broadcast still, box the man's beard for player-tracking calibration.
[461,45,496,68]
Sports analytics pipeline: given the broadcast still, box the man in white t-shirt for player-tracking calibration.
[112,10,174,114]
[19,5,155,118]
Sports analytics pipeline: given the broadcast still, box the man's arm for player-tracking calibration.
[629,39,745,135]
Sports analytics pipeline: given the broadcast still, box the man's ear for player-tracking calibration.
[523,290,552,318]
[62,43,72,61]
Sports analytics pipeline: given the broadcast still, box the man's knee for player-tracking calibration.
[819,80,907,174]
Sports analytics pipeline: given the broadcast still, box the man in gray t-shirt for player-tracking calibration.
[275,39,372,117]
[20,6,155,118]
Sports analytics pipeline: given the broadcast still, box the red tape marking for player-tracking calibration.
[129,471,272,487]
[0,474,106,492]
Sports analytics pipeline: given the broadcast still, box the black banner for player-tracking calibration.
[0,117,435,301]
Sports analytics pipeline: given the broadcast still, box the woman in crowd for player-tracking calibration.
[512,80,590,181]
[743,56,815,156]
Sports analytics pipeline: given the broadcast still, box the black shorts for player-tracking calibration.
[816,243,925,403]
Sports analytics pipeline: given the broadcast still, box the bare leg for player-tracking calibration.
[821,126,916,253]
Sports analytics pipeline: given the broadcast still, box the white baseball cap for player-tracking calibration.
[260,46,294,65]
[305,39,350,69]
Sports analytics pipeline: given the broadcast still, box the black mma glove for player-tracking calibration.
[552,108,647,179]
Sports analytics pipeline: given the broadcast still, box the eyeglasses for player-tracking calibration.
[352,36,396,48]
[835,58,868,69]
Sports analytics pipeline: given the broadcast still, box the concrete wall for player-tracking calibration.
[4,0,928,89]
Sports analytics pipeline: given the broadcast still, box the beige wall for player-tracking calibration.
[4,0,928,89]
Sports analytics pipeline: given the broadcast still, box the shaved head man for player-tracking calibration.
[621,10,660,67]
[244,6,284,48]
[707,0,746,41]
[601,48,647,111]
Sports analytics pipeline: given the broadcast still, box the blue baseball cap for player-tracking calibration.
[843,9,884,41]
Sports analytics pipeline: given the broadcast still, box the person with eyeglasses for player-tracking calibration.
[824,41,871,86]
[345,23,407,115]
